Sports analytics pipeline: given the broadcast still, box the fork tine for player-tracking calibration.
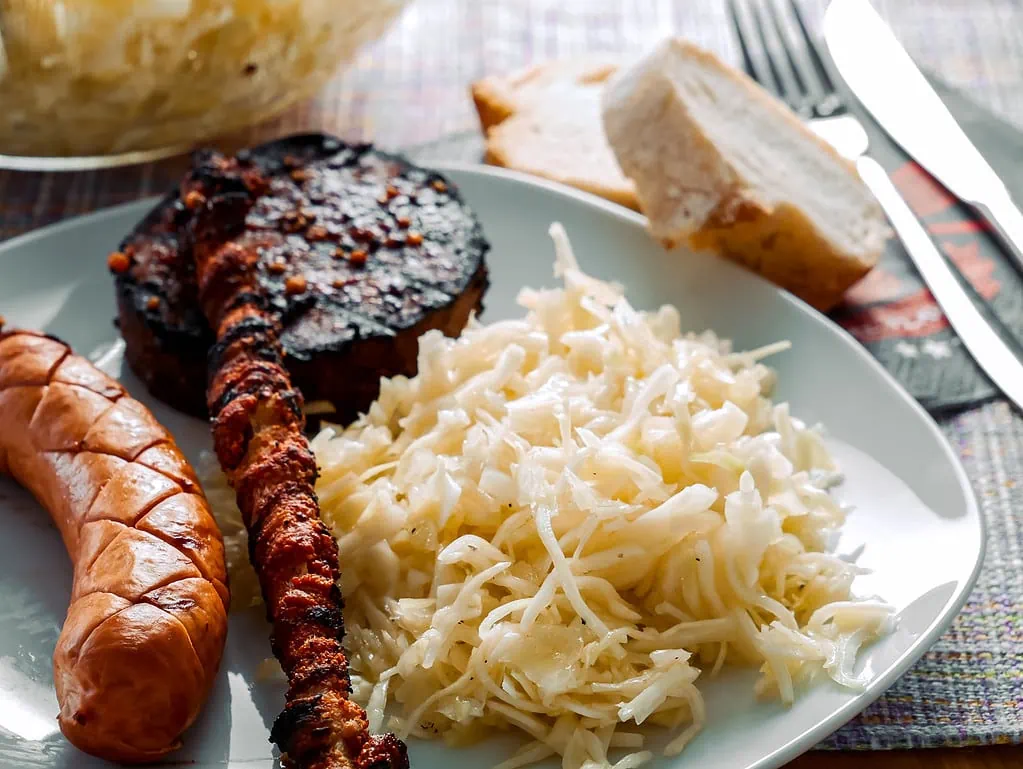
[781,0,844,117]
[728,0,781,97]
[750,0,809,114]
[769,0,828,106]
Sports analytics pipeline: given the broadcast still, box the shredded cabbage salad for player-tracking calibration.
[207,223,894,769]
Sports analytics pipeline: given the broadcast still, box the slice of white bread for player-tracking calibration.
[471,58,639,210]
[602,39,889,311]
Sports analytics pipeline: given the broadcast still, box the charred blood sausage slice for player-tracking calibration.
[113,135,489,423]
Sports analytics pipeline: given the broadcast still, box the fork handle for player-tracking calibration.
[973,188,1023,276]
[856,156,1023,411]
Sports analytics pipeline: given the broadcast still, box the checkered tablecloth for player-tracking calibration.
[0,0,1021,753]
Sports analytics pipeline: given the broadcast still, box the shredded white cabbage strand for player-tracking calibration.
[207,223,894,769]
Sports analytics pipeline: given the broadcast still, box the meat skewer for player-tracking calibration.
[182,155,409,769]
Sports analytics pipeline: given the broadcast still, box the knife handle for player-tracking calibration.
[973,189,1023,275]
[856,156,1023,410]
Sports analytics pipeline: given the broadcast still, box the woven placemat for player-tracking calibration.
[827,402,1023,749]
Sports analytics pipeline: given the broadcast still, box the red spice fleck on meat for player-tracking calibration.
[107,251,132,273]
[285,275,308,295]
[184,190,206,209]
[406,231,424,246]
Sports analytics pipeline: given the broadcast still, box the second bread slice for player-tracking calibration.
[472,58,638,209]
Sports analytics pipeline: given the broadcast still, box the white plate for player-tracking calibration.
[0,165,983,769]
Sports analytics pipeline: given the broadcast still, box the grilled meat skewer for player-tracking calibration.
[184,154,408,769]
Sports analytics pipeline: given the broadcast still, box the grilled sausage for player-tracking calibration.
[0,329,228,764]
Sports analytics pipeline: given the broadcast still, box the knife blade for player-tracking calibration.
[823,0,1023,273]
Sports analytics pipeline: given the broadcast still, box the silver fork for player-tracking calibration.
[728,0,1023,410]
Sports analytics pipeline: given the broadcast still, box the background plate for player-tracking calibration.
[0,165,983,768]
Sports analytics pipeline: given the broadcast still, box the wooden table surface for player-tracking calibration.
[791,745,1022,768]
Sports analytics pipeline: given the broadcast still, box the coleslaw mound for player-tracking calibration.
[208,224,894,769]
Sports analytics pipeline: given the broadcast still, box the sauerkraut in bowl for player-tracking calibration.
[207,224,894,769]
[0,0,408,163]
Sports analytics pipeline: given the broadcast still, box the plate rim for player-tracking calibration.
[0,161,986,769]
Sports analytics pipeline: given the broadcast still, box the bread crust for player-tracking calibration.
[692,195,878,311]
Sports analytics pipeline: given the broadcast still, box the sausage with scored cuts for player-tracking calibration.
[0,328,229,763]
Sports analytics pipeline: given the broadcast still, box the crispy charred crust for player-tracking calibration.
[356,734,409,769]
[113,190,213,416]
[114,133,489,422]
[269,695,323,753]
[303,606,346,634]
[187,150,409,769]
[112,135,485,766]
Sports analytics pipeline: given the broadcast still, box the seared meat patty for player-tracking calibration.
[113,134,490,422]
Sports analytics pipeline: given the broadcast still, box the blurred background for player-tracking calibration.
[0,0,1020,231]
[0,0,1020,161]
[313,0,1023,146]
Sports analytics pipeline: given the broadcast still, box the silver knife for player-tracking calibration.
[824,0,1023,273]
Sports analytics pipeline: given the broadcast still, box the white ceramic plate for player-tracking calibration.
[0,165,983,769]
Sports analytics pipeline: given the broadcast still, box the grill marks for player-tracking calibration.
[186,154,408,769]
